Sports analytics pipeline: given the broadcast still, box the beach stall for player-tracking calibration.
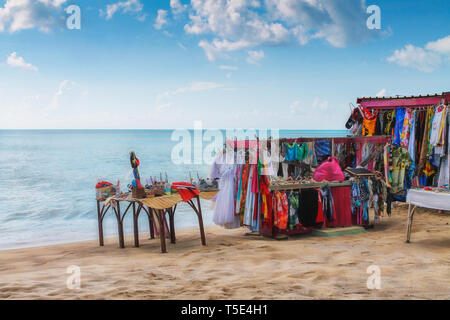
[347,91,450,241]
[208,135,391,238]
[95,152,218,253]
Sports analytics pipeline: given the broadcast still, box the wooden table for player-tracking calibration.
[406,188,450,243]
[96,191,218,253]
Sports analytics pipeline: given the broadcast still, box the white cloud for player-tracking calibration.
[0,0,67,33]
[199,39,252,61]
[154,9,168,30]
[179,0,377,61]
[312,97,329,111]
[246,50,264,65]
[387,44,442,73]
[376,89,387,97]
[177,42,187,51]
[219,65,238,70]
[7,52,38,71]
[387,35,450,72]
[425,35,450,55]
[47,80,76,112]
[155,102,172,112]
[170,0,187,15]
[100,0,145,21]
[156,81,224,103]
[289,100,301,114]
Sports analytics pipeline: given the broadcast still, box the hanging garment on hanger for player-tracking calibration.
[297,142,309,162]
[243,165,256,227]
[418,107,434,172]
[274,191,288,230]
[390,146,412,193]
[375,111,384,135]
[430,105,447,147]
[415,109,426,167]
[362,109,378,136]
[320,185,334,222]
[284,142,298,161]
[400,108,413,148]
[408,110,417,162]
[315,140,331,163]
[383,110,396,136]
[210,152,241,229]
[298,189,319,227]
[394,107,406,145]
[288,192,300,230]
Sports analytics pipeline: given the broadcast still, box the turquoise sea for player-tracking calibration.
[0,129,347,250]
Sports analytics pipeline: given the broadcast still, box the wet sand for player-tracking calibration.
[0,205,448,300]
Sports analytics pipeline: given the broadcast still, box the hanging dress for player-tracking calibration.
[210,152,240,229]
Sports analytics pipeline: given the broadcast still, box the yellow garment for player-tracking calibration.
[362,117,377,136]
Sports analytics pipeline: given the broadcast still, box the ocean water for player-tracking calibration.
[0,129,347,250]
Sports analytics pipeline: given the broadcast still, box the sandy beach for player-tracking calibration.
[0,205,448,300]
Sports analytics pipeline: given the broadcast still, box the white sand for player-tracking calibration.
[0,205,448,300]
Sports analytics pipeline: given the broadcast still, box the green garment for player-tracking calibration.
[390,147,412,193]
[297,142,309,162]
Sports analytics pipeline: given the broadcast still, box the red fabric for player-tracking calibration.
[323,187,352,227]
[172,182,200,202]
[316,191,325,227]
[96,181,112,188]
[313,157,345,182]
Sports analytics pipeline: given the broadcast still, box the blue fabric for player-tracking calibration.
[394,107,405,145]
[314,140,331,157]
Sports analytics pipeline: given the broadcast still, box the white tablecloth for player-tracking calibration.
[406,189,450,211]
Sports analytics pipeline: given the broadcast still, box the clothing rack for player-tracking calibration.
[270,180,352,191]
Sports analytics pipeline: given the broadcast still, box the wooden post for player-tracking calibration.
[148,209,155,239]
[133,202,139,248]
[97,200,104,246]
[116,204,125,249]
[406,204,416,243]
[168,208,176,244]
[157,210,167,253]
[196,196,207,246]
[331,138,335,157]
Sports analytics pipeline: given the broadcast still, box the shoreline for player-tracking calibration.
[0,205,448,299]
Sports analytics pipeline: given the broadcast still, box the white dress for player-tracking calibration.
[210,152,240,229]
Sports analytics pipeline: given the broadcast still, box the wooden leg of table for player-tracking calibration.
[406,204,416,243]
[168,208,176,244]
[115,204,125,249]
[157,210,167,253]
[97,201,104,247]
[148,208,155,239]
[195,196,206,246]
[133,203,139,248]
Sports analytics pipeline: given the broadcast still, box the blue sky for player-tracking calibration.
[0,0,449,129]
